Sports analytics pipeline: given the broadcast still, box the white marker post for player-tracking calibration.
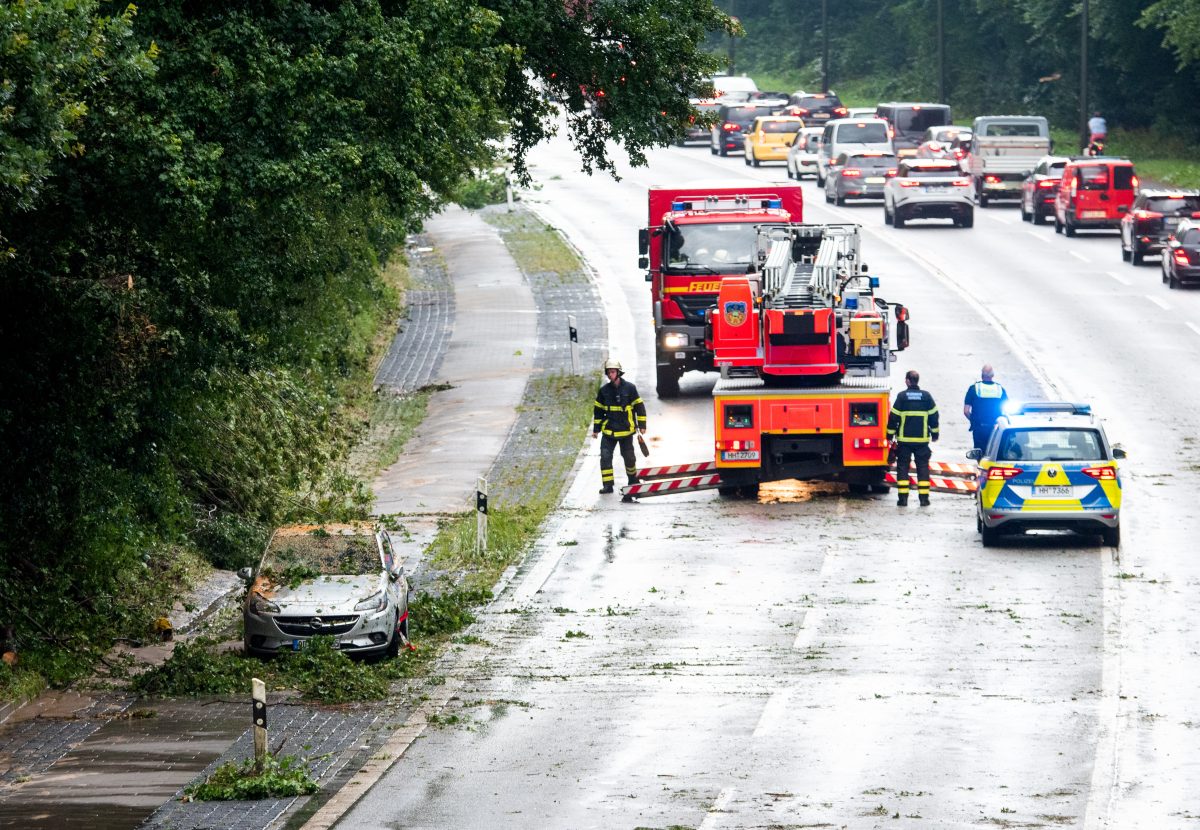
[476,477,489,558]
[568,315,579,375]
[252,677,268,770]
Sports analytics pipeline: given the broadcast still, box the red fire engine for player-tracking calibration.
[638,184,804,397]
[626,223,911,500]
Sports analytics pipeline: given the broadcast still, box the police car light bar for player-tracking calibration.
[1013,401,1091,416]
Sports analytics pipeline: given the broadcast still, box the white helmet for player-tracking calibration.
[603,359,623,375]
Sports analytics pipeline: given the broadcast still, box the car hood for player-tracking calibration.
[266,574,382,613]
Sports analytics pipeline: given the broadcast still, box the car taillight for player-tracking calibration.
[833,107,848,117]
[1133,210,1163,221]
[722,122,741,132]
[793,107,810,116]
[1132,175,1140,189]
[1037,179,1056,189]
[1081,466,1117,480]
[1174,249,1192,265]
[898,180,921,188]
[841,169,862,177]
[953,149,965,159]
[952,178,970,187]
[986,467,1023,480]
[886,169,898,177]
[984,175,1000,184]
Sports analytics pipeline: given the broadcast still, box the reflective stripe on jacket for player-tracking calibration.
[593,380,647,437]
[887,387,939,443]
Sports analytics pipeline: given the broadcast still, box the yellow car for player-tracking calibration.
[968,402,1125,548]
[743,116,805,167]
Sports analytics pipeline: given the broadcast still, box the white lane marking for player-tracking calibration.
[1106,270,1132,286]
[1027,230,1050,242]
[1145,294,1171,310]
[753,690,790,738]
[698,787,736,830]
[1071,250,1092,263]
[990,214,1014,225]
[792,607,826,651]
[1187,322,1200,338]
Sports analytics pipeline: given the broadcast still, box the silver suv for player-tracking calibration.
[883,159,974,228]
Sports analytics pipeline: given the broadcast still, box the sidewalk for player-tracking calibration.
[0,205,606,829]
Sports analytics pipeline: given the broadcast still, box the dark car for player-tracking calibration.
[1020,155,1070,225]
[1162,220,1200,289]
[679,99,721,145]
[824,152,897,205]
[784,91,848,124]
[710,103,773,156]
[875,102,953,156]
[1120,189,1200,265]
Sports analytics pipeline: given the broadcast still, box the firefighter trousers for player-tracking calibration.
[600,434,638,485]
[895,442,932,499]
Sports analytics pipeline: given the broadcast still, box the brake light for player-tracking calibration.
[722,122,741,132]
[898,180,921,188]
[793,107,810,116]
[1133,210,1163,220]
[833,107,848,117]
[886,169,898,177]
[952,178,970,187]
[984,175,1001,184]
[986,467,1023,480]
[1037,179,1056,189]
[1132,175,1140,189]
[1081,466,1117,480]
[954,149,965,159]
[1174,249,1191,265]
[841,169,862,177]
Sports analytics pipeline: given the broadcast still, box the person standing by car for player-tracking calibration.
[888,370,939,507]
[592,359,647,494]
[963,364,1008,452]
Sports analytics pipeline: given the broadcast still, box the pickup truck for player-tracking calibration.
[967,116,1051,207]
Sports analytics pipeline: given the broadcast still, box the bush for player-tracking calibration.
[452,170,509,209]
[184,754,318,801]
[132,640,255,696]
[192,512,269,570]
[278,637,389,704]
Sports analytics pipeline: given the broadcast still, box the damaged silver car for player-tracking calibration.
[240,524,410,659]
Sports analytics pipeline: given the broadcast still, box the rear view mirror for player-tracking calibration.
[638,228,649,256]
[1112,445,1127,459]
[966,448,983,460]
[638,256,649,270]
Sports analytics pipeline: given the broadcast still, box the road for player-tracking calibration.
[335,133,1200,828]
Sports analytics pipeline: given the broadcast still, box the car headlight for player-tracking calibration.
[662,333,688,349]
[251,596,280,615]
[354,590,388,612]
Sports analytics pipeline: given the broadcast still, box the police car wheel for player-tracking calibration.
[981,525,1001,547]
[1102,526,1120,548]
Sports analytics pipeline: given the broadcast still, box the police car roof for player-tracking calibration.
[1000,401,1097,427]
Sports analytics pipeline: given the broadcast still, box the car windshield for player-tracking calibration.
[984,123,1043,137]
[837,122,888,143]
[849,155,897,170]
[1113,166,1136,190]
[1077,166,1110,190]
[1181,228,1200,245]
[1144,196,1200,214]
[665,222,758,273]
[905,166,958,177]
[796,95,841,111]
[894,108,951,133]
[760,120,798,133]
[262,530,379,579]
[996,428,1104,462]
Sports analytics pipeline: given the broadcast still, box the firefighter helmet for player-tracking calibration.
[603,359,624,375]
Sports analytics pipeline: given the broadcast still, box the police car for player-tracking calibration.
[966,402,1125,547]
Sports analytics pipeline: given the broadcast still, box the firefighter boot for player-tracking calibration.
[896,494,908,507]
[599,485,614,495]
[919,494,931,507]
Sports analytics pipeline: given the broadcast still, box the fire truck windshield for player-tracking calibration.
[665,222,757,273]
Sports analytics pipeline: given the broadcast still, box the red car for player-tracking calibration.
[1054,157,1137,237]
[1119,189,1200,265]
[1020,156,1069,225]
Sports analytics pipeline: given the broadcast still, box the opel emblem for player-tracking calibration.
[310,617,324,630]
[1048,469,1058,479]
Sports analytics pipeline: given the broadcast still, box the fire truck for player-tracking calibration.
[638,184,804,397]
[625,223,911,500]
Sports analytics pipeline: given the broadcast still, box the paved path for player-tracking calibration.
[373,207,537,516]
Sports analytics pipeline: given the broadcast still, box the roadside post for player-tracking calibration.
[568,315,579,374]
[252,677,268,770]
[476,477,489,557]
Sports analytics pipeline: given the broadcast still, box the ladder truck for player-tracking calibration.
[625,223,911,500]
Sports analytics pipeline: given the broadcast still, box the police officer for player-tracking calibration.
[887,369,939,507]
[963,364,1008,452]
[591,359,647,494]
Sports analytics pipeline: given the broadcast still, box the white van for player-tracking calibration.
[816,118,894,186]
[708,74,758,98]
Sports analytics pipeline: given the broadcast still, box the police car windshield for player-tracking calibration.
[666,223,758,273]
[996,428,1104,462]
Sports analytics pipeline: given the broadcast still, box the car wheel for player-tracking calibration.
[1054,215,1063,234]
[744,153,751,166]
[385,613,401,658]
[825,188,833,204]
[884,203,894,226]
[1102,526,1120,548]
[981,525,1000,547]
[835,194,845,206]
[1020,201,1030,222]
[1064,219,1076,238]
[893,209,906,229]
[1163,262,1170,284]
[752,154,761,168]
[1121,244,1131,262]
[1131,244,1144,266]
[710,145,718,156]
[1033,209,1046,226]
[960,209,974,229]
[656,364,680,398]
[976,511,983,533]
[979,189,989,208]
[816,173,825,187]
[719,146,728,157]
[786,165,794,180]
[1169,269,1179,290]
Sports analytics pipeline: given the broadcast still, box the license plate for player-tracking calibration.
[866,176,885,184]
[1033,486,1072,497]
[292,639,302,651]
[1081,210,1107,219]
[1165,217,1179,227]
[722,451,760,461]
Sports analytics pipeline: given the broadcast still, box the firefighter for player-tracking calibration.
[963,364,1008,452]
[591,359,647,494]
[887,369,939,507]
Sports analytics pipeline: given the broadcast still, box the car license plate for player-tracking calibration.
[722,450,760,461]
[1033,486,1072,497]
[866,176,885,184]
[1081,210,1107,219]
[292,639,302,651]
[1165,217,1179,227]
